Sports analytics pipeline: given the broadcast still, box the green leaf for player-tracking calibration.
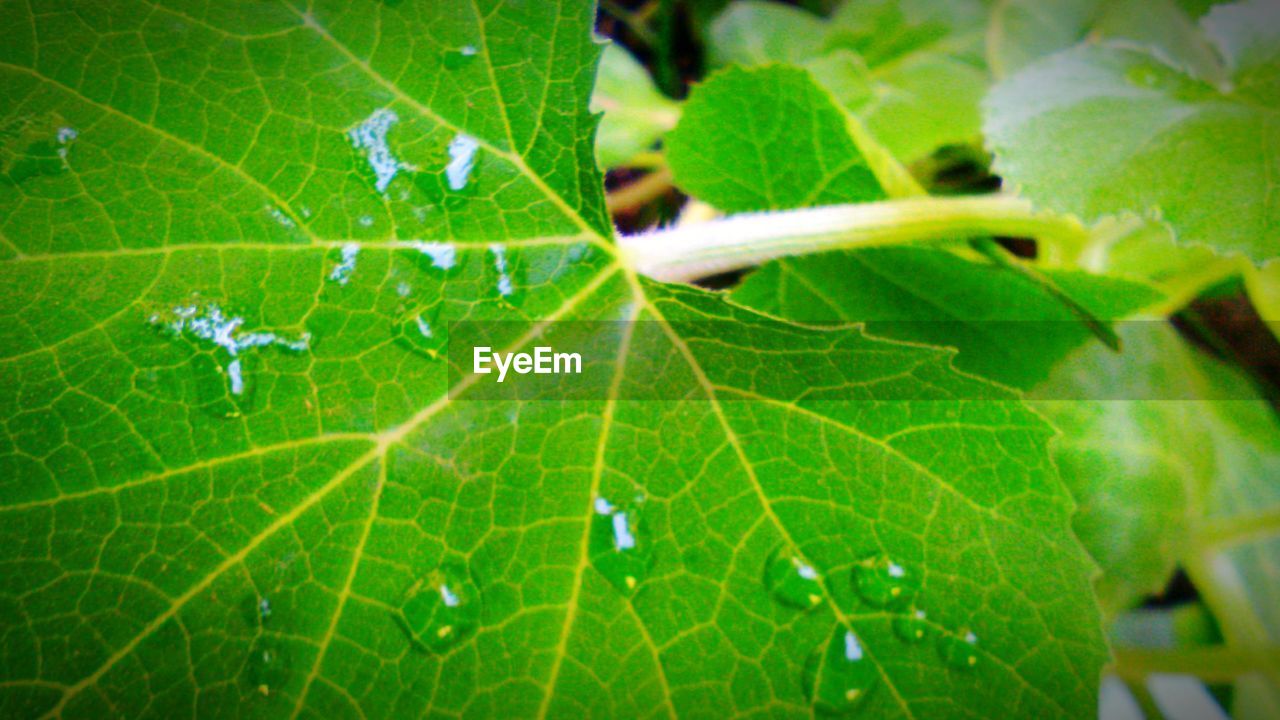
[985,0,1280,261]
[731,246,1161,391]
[806,49,987,164]
[708,0,830,66]
[1246,260,1280,334]
[666,65,887,211]
[822,0,988,68]
[707,0,990,164]
[591,44,680,169]
[986,0,1229,82]
[1037,321,1280,714]
[729,250,1177,614]
[0,1,1108,718]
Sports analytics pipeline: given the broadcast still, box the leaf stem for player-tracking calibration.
[607,167,673,215]
[620,195,1089,282]
[1193,508,1280,551]
[1111,645,1280,683]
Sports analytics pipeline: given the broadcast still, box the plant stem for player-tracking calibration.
[619,195,1089,282]
[1111,646,1280,683]
[1194,507,1280,551]
[607,167,673,215]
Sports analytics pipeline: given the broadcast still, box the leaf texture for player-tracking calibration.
[0,1,1107,718]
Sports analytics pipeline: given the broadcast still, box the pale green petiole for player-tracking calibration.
[619,195,1090,283]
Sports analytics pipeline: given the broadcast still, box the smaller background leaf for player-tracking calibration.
[592,44,681,169]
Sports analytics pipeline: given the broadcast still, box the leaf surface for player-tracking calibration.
[592,44,679,169]
[0,2,1107,718]
[666,65,887,211]
[985,0,1280,261]
[732,247,1162,389]
[707,0,989,164]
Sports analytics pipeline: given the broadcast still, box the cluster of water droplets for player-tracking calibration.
[3,117,81,184]
[148,299,310,404]
[347,100,482,214]
[328,243,360,285]
[764,549,982,713]
[240,593,291,698]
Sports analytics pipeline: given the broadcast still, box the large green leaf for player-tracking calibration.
[0,1,1108,718]
[985,0,1229,81]
[731,249,1178,613]
[1040,323,1280,714]
[985,0,1280,261]
[709,0,830,66]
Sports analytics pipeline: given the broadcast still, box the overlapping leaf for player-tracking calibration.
[708,0,989,164]
[985,0,1280,261]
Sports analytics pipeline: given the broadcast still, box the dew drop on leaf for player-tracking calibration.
[328,243,360,285]
[1,115,76,184]
[1124,63,1162,89]
[852,556,918,608]
[244,637,291,697]
[148,299,310,414]
[393,304,449,360]
[803,627,878,715]
[892,608,929,644]
[396,563,482,653]
[445,133,480,191]
[764,546,824,609]
[443,44,478,70]
[238,593,274,628]
[411,241,458,272]
[588,495,651,595]
[348,107,406,195]
[937,629,980,670]
[488,243,525,305]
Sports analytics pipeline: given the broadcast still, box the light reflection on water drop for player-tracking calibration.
[588,494,651,595]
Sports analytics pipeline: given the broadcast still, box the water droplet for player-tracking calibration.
[487,244,525,305]
[245,637,291,696]
[328,243,359,285]
[411,241,457,271]
[852,556,918,608]
[566,242,593,264]
[348,108,410,195]
[393,304,448,360]
[55,126,77,160]
[0,114,80,184]
[446,134,480,191]
[937,629,979,670]
[589,494,651,595]
[892,608,929,644]
[1122,62,1215,101]
[149,299,310,402]
[396,562,482,652]
[264,205,295,228]
[804,628,878,714]
[764,546,824,609]
[1125,63,1162,89]
[444,44,478,70]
